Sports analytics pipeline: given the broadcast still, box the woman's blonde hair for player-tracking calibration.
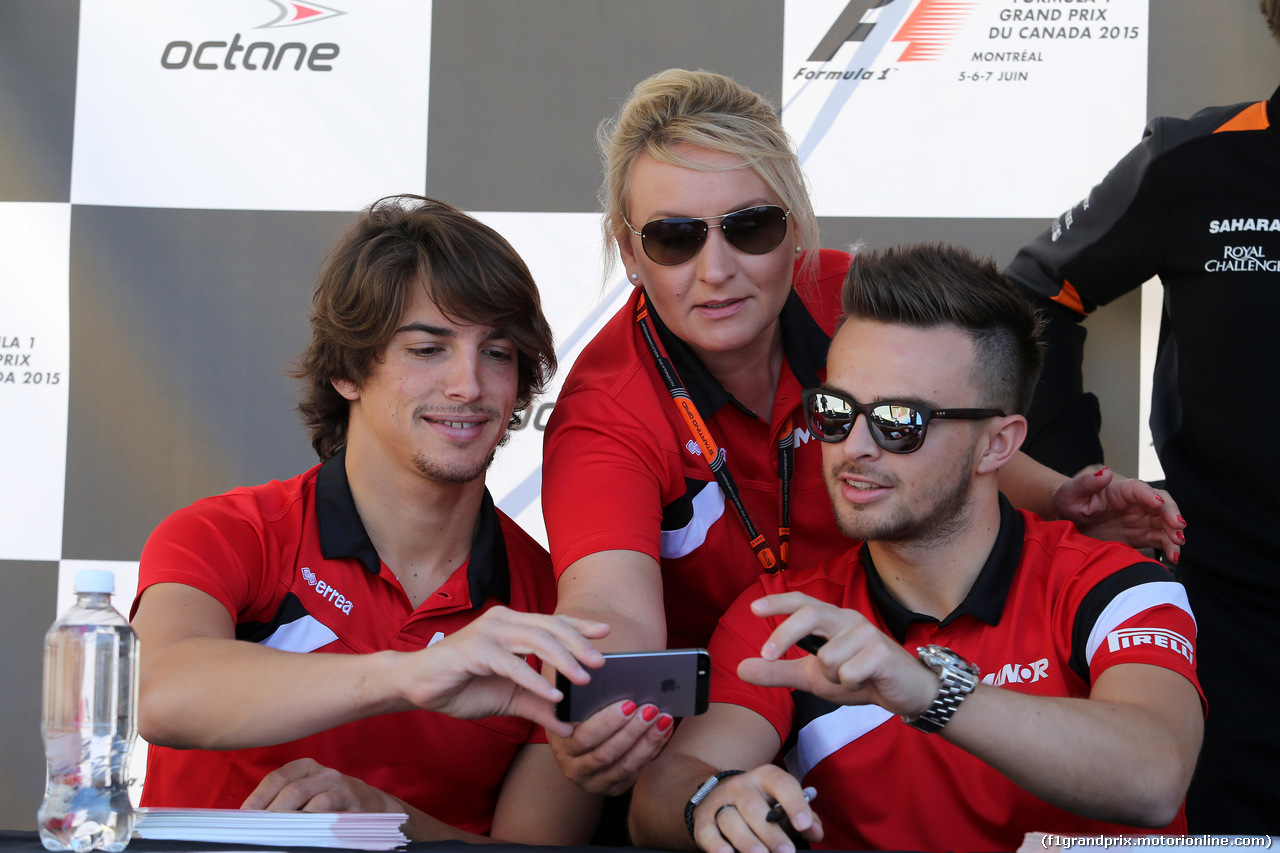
[598,68,819,277]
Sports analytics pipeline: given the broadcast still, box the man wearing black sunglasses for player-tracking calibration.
[630,243,1205,853]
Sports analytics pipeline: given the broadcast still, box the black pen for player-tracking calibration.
[765,786,818,823]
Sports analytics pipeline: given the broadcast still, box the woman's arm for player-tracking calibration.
[546,549,677,795]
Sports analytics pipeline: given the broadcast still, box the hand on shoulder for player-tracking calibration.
[1051,466,1185,561]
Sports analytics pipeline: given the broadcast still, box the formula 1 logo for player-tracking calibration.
[805,0,976,65]
[258,0,346,28]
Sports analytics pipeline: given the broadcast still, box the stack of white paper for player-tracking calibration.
[135,807,409,850]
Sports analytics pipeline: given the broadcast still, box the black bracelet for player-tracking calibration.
[685,770,745,838]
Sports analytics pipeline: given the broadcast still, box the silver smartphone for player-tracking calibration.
[555,648,711,722]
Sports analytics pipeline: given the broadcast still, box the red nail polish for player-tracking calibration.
[1094,467,1107,477]
[1156,495,1165,504]
[621,701,637,716]
[1177,515,1186,525]
[1173,551,1180,565]
[656,714,674,732]
[641,705,658,722]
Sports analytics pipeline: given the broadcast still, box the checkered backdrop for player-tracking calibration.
[2,0,1277,829]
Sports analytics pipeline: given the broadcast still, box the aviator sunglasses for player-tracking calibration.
[623,205,791,266]
[801,388,1005,454]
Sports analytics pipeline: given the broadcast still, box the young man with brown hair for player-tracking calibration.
[131,195,604,843]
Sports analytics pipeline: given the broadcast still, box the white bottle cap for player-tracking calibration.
[74,569,115,595]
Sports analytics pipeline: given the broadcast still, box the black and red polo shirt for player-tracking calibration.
[543,249,853,649]
[132,449,557,836]
[710,496,1204,853]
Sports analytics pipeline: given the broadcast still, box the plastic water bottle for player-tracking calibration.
[38,570,139,852]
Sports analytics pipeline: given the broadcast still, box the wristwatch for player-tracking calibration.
[684,770,744,837]
[903,644,980,734]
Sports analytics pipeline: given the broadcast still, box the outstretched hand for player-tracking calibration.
[1051,466,1185,563]
[737,593,937,718]
[404,606,608,737]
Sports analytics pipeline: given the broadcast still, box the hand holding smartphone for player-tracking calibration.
[555,648,710,722]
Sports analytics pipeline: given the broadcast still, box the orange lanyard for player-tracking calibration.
[635,292,792,573]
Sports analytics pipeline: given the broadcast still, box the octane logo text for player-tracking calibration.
[161,33,339,71]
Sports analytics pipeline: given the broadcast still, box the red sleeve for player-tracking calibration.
[131,495,267,622]
[542,384,673,575]
[1085,588,1205,711]
[707,580,797,742]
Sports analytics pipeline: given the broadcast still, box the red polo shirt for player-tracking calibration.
[132,449,556,836]
[710,498,1204,853]
[543,250,853,649]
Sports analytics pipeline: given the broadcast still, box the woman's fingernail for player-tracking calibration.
[1177,515,1186,525]
[641,705,658,722]
[621,701,637,716]
[1094,467,1107,477]
[656,714,674,732]
[1156,495,1166,504]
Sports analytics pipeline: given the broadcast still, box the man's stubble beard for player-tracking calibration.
[829,445,977,549]
[412,447,498,484]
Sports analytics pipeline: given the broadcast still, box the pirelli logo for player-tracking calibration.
[1106,628,1193,665]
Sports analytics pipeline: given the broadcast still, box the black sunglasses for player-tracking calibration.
[623,205,791,266]
[801,388,1005,454]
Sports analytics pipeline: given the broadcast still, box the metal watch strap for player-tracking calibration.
[685,770,744,837]
[904,646,979,734]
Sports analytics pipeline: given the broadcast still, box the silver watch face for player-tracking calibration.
[918,644,980,678]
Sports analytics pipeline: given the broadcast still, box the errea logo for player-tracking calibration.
[301,567,353,615]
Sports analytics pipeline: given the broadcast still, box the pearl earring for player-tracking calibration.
[629,272,640,281]
[795,246,803,253]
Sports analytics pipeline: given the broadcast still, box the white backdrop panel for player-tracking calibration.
[70,0,432,212]
[783,0,1149,218]
[0,203,71,562]
[474,211,633,545]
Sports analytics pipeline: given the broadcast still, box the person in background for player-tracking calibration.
[130,195,606,843]
[1004,0,1280,832]
[541,68,1188,802]
[630,244,1204,853]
